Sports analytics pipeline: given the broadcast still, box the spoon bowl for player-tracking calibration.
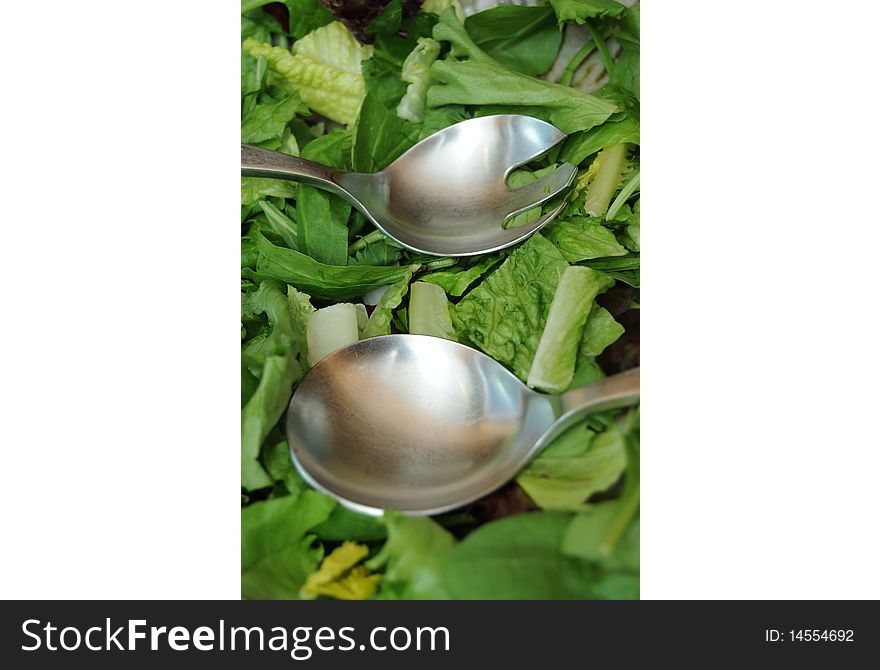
[242,115,576,256]
[286,335,639,515]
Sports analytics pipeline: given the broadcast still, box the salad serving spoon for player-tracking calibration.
[242,114,576,257]
[286,334,639,515]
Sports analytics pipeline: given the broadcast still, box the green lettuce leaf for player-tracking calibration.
[351,240,403,266]
[364,0,403,37]
[242,22,372,125]
[517,421,625,510]
[241,92,309,144]
[465,5,563,77]
[453,234,568,381]
[241,490,336,599]
[367,512,457,599]
[252,233,419,301]
[504,164,561,230]
[396,37,441,123]
[441,512,634,599]
[241,354,299,490]
[579,304,624,359]
[264,440,307,496]
[563,408,639,570]
[548,0,627,25]
[257,200,298,249]
[241,177,297,206]
[567,304,625,388]
[419,254,503,297]
[240,282,309,490]
[353,91,421,172]
[558,114,640,166]
[295,132,351,265]
[428,9,616,135]
[408,281,457,340]
[283,0,335,39]
[241,281,306,373]
[527,266,613,392]
[422,0,464,23]
[543,215,628,262]
[312,507,388,542]
[363,267,415,338]
[610,5,639,98]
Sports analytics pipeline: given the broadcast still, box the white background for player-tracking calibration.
[1,1,878,599]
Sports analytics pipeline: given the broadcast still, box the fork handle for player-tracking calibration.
[241,144,350,198]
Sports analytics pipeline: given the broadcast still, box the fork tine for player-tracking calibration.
[505,163,577,218]
[497,201,568,247]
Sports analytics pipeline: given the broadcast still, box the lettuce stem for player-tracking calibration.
[560,39,598,87]
[348,230,387,254]
[560,26,613,87]
[583,143,628,217]
[585,21,615,78]
[599,484,640,556]
[424,257,457,270]
[605,170,640,221]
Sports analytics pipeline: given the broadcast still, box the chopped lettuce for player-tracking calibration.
[422,0,464,23]
[306,303,359,365]
[464,5,563,77]
[607,170,640,221]
[300,541,381,600]
[251,233,420,301]
[581,143,629,217]
[542,215,628,261]
[408,281,457,340]
[453,234,569,381]
[241,490,337,599]
[242,22,372,125]
[517,421,626,510]
[419,255,503,297]
[528,266,613,392]
[429,9,617,135]
[241,282,310,490]
[241,176,297,206]
[362,267,415,338]
[580,304,624,358]
[396,37,441,123]
[548,0,627,26]
[355,303,369,335]
[241,92,309,144]
[294,130,352,265]
[441,511,637,599]
[367,512,457,600]
[353,90,422,172]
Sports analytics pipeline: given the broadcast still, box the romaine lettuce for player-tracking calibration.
[408,281,456,340]
[300,541,380,600]
[242,22,372,125]
[453,234,569,382]
[428,9,617,135]
[396,37,441,123]
[528,266,613,392]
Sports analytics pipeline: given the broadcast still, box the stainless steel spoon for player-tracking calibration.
[286,334,639,516]
[242,115,576,257]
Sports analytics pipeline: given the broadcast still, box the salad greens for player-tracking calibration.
[408,281,457,340]
[528,265,613,392]
[241,0,640,600]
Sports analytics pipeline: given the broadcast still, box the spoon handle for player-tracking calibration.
[535,367,639,451]
[241,144,352,199]
[559,366,639,417]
